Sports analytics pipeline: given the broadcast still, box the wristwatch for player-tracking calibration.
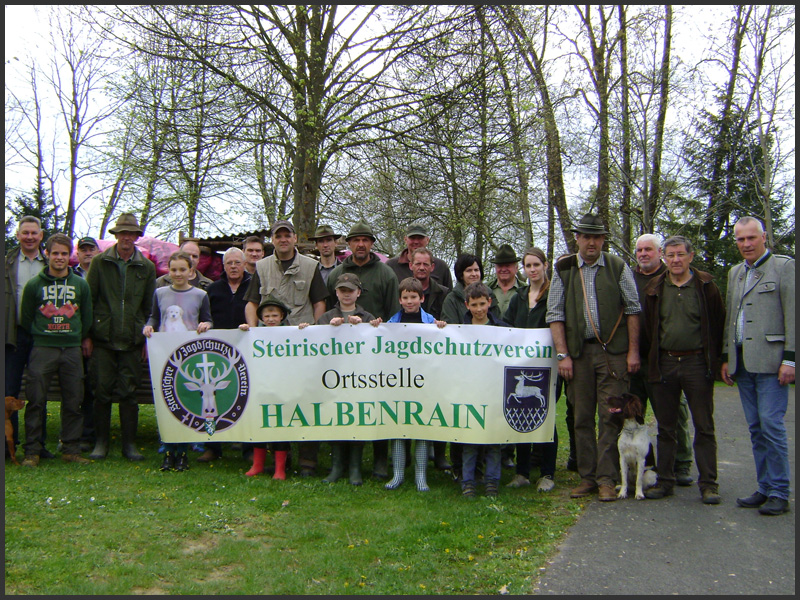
[556,352,570,361]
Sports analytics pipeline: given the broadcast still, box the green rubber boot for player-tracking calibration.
[348,442,364,486]
[323,443,345,483]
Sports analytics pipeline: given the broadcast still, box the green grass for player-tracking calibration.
[5,400,585,595]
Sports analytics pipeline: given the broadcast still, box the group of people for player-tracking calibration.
[5,212,793,513]
[545,214,793,517]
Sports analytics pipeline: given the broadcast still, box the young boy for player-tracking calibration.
[383,277,445,492]
[314,273,377,327]
[461,281,509,498]
[20,233,93,467]
[239,294,292,478]
[301,273,378,485]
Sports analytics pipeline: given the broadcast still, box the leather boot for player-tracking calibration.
[160,451,174,472]
[119,404,144,461]
[348,442,364,486]
[89,401,112,460]
[323,443,345,483]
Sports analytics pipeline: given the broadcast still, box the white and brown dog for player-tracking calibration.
[162,305,190,332]
[608,393,656,500]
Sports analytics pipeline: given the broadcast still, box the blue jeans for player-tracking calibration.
[735,363,791,501]
[462,444,501,487]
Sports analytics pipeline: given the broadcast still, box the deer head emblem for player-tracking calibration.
[171,349,240,427]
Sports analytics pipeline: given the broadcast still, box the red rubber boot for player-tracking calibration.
[273,450,288,480]
[246,447,266,477]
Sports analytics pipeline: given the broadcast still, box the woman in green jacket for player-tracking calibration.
[441,254,500,324]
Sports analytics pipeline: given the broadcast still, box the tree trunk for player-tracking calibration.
[479,7,533,248]
[702,5,751,265]
[646,5,672,234]
[618,5,632,246]
[500,6,575,254]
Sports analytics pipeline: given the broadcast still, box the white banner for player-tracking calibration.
[146,323,557,444]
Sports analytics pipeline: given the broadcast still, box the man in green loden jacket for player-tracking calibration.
[324,219,400,479]
[85,213,156,462]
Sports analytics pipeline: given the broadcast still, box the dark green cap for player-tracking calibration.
[571,213,610,235]
[491,244,520,264]
[345,219,377,242]
[257,294,291,320]
[309,224,340,241]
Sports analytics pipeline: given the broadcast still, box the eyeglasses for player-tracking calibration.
[664,253,689,260]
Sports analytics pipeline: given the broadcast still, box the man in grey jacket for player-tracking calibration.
[721,216,795,516]
[5,216,47,454]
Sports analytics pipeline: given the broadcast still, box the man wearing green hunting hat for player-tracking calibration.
[325,220,399,323]
[545,213,642,503]
[86,212,156,462]
[325,219,400,479]
[308,224,342,285]
[488,244,524,316]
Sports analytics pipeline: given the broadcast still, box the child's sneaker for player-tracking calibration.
[462,482,476,498]
[160,452,174,472]
[174,452,189,472]
[485,480,498,498]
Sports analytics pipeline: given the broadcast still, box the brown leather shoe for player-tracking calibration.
[21,455,40,468]
[61,453,91,464]
[570,480,598,498]
[196,449,219,463]
[598,484,617,502]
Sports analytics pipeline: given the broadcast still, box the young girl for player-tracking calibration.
[502,247,556,492]
[143,251,212,472]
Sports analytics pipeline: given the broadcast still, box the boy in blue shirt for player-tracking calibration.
[382,278,445,491]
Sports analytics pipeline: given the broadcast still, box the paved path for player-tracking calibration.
[533,385,795,595]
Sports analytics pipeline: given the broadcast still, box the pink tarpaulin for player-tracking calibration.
[70,237,179,276]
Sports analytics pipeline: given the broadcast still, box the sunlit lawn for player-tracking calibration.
[5,399,585,595]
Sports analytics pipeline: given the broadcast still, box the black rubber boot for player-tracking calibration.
[88,402,111,460]
[433,441,451,470]
[372,440,388,479]
[348,442,364,486]
[323,443,345,483]
[120,404,144,461]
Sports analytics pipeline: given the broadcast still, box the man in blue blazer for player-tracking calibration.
[721,216,795,516]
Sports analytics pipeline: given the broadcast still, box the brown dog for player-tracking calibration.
[5,396,25,465]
